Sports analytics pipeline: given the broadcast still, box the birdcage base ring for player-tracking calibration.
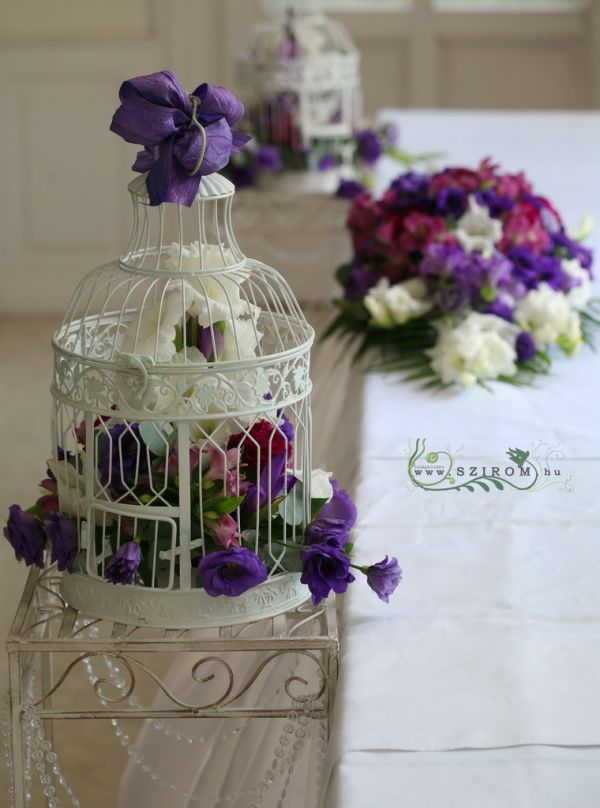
[60,571,310,629]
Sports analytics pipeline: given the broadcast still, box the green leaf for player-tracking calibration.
[278,482,305,525]
[201,495,245,518]
[464,484,475,492]
[490,479,504,490]
[474,480,490,492]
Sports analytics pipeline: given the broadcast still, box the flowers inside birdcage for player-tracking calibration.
[326,159,600,389]
[3,69,401,624]
[4,417,401,605]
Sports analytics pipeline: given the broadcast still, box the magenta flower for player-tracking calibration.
[366,556,402,603]
[198,547,267,597]
[43,513,78,573]
[4,505,46,568]
[300,543,355,605]
[105,541,142,585]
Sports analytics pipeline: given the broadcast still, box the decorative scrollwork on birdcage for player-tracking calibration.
[51,171,317,628]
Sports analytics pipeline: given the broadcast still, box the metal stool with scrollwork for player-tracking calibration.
[5,567,338,807]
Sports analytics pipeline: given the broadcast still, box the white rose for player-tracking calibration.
[364,278,431,327]
[427,312,518,387]
[562,259,592,310]
[455,195,502,255]
[514,283,582,355]
[121,288,183,362]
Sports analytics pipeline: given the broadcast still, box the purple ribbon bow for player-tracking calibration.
[110,70,251,206]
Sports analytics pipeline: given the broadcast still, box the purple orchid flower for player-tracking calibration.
[110,71,251,206]
[198,547,268,597]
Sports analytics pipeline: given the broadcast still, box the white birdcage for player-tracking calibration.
[52,171,315,628]
[237,6,361,165]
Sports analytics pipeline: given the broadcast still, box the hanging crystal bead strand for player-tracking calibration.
[2,691,16,808]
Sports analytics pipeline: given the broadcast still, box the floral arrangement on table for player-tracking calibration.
[326,160,599,388]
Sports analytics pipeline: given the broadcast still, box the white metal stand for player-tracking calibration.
[6,568,338,807]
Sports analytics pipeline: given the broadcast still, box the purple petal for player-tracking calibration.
[192,82,245,126]
[110,71,190,146]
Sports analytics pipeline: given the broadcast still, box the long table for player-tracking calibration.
[322,111,600,808]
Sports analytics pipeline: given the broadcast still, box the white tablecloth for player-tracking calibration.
[322,110,600,807]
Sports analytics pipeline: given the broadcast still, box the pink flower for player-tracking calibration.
[397,212,447,254]
[207,514,240,549]
[158,444,201,478]
[430,166,480,195]
[347,193,381,255]
[37,476,59,513]
[496,171,532,201]
[499,200,550,255]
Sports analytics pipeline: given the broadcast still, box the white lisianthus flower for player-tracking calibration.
[562,259,592,310]
[121,287,183,362]
[364,278,432,328]
[514,282,583,355]
[427,312,518,387]
[455,195,503,255]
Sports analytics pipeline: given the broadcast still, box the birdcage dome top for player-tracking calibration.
[241,9,359,69]
[52,172,314,421]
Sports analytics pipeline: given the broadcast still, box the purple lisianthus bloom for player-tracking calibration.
[336,178,365,200]
[516,331,536,363]
[552,230,593,273]
[198,547,268,597]
[476,189,513,217]
[318,153,337,171]
[508,247,566,291]
[300,543,355,605]
[355,129,382,165]
[484,299,514,321]
[305,480,357,546]
[105,541,142,585]
[4,505,46,568]
[98,422,149,495]
[344,263,376,300]
[253,144,282,173]
[436,187,467,218]
[110,71,251,206]
[241,452,296,517]
[388,172,431,210]
[366,556,402,603]
[43,513,78,573]
[197,325,224,361]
